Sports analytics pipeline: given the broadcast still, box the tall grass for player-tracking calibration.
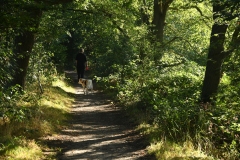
[0,76,74,159]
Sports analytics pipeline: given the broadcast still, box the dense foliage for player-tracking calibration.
[1,0,240,159]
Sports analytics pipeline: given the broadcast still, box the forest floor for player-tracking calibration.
[42,70,155,160]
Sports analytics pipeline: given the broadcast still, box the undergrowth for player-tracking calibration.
[96,59,240,160]
[0,75,74,159]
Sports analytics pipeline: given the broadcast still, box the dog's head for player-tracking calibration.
[78,78,86,85]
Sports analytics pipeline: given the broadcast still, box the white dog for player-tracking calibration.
[78,78,93,95]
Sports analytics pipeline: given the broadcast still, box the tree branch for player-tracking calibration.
[170,5,210,20]
[66,8,95,14]
[161,36,180,48]
[230,24,240,49]
[161,60,186,68]
[222,24,240,58]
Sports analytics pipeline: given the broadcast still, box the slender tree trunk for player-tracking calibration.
[201,4,228,103]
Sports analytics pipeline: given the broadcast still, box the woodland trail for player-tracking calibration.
[42,71,155,160]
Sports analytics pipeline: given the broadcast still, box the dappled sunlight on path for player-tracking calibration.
[42,71,155,160]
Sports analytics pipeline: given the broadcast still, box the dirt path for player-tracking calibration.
[43,71,155,160]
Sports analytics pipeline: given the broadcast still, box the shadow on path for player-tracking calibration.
[43,70,155,160]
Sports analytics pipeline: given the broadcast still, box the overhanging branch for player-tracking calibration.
[222,24,240,58]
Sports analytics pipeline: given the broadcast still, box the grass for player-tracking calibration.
[0,76,75,159]
[124,101,215,159]
[3,137,43,160]
[137,123,215,160]
[52,77,76,94]
[147,140,214,160]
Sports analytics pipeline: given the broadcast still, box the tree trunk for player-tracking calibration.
[152,0,173,43]
[12,31,35,90]
[200,4,228,103]
[12,8,42,90]
[10,0,74,90]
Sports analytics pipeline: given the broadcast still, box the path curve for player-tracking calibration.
[43,71,155,160]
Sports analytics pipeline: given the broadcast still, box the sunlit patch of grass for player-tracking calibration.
[33,84,74,136]
[138,123,214,160]
[3,137,45,160]
[0,76,75,159]
[147,140,214,160]
[52,78,76,94]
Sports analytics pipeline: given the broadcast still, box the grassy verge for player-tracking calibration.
[0,76,75,160]
[136,123,215,160]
